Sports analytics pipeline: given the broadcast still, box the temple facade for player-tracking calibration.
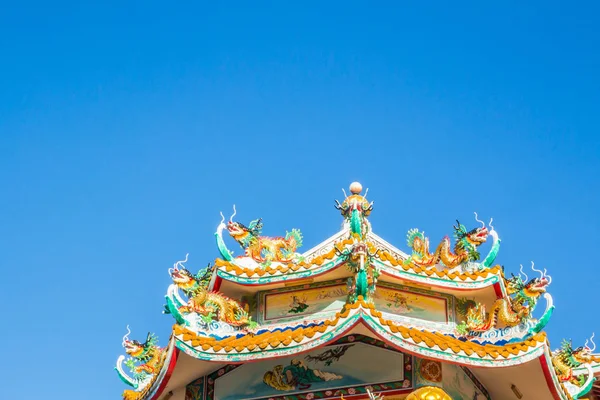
[115,182,600,400]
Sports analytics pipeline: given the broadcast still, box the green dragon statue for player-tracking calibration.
[337,241,380,304]
[551,334,596,398]
[115,326,164,399]
[456,264,553,334]
[335,182,373,239]
[165,256,257,329]
[406,213,500,270]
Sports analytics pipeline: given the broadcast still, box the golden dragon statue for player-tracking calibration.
[457,264,552,333]
[552,334,596,387]
[406,214,500,270]
[224,205,303,264]
[167,257,256,328]
[115,326,165,400]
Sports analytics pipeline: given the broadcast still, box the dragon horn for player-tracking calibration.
[474,212,485,228]
[530,261,543,278]
[519,264,529,282]
[229,204,237,223]
[122,325,131,347]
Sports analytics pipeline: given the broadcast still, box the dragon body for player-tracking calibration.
[115,327,164,397]
[552,339,595,386]
[227,217,302,264]
[334,185,373,239]
[170,265,254,328]
[457,274,550,333]
[406,220,489,269]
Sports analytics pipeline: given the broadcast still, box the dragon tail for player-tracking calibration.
[285,228,303,249]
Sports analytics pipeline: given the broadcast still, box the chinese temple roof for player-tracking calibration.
[114,182,597,400]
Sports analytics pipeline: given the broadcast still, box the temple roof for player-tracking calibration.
[114,182,596,400]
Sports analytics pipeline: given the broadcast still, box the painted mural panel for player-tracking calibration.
[259,280,452,325]
[372,286,449,323]
[261,281,347,323]
[209,336,412,400]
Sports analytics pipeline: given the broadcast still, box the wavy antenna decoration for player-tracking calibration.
[519,264,529,282]
[229,204,237,223]
[543,268,552,285]
[586,332,596,352]
[530,261,544,278]
[474,212,486,228]
[168,253,189,276]
[122,325,131,347]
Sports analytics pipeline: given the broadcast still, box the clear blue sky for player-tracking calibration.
[1,2,599,399]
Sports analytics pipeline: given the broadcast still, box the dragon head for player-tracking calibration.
[169,265,197,288]
[225,206,263,245]
[454,220,489,245]
[508,263,552,297]
[576,333,597,363]
[121,326,154,359]
[559,334,596,366]
[334,183,373,219]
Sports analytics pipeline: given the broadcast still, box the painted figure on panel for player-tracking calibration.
[288,294,309,314]
[263,359,343,391]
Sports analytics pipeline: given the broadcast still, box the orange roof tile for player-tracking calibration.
[173,299,545,360]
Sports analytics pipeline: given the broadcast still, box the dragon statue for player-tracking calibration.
[456,263,553,335]
[115,326,164,399]
[165,255,256,329]
[551,334,597,398]
[336,241,380,304]
[335,182,373,239]
[215,205,302,265]
[405,213,500,270]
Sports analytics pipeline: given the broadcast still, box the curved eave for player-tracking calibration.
[215,257,507,295]
[124,338,180,400]
[215,254,346,285]
[172,300,546,367]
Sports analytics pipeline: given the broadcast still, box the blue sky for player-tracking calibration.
[1,2,599,399]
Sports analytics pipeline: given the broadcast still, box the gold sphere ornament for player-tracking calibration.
[405,386,452,400]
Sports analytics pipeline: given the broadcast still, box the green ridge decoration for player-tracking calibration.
[335,182,373,239]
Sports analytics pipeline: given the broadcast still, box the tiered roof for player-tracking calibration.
[114,182,597,400]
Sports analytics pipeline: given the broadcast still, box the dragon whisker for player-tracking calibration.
[341,188,348,198]
[122,325,131,347]
[590,333,596,352]
[219,212,225,225]
[519,264,529,282]
[530,261,544,278]
[229,204,237,223]
[474,212,485,228]
[488,217,495,231]
[363,188,369,198]
[174,253,189,270]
